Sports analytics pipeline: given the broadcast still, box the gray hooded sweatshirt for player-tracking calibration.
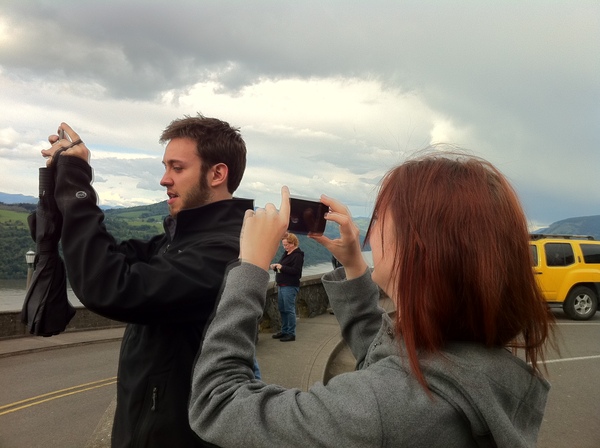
[189,263,549,447]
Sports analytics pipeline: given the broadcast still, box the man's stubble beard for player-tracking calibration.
[171,170,212,217]
[185,175,212,210]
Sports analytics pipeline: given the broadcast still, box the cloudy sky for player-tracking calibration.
[1,0,598,228]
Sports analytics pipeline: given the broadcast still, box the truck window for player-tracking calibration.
[545,243,575,267]
[581,244,600,264]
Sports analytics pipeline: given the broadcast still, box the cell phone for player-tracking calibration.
[58,129,65,140]
[288,196,328,235]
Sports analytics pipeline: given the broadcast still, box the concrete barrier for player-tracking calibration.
[0,307,125,340]
[261,274,330,333]
[0,273,330,340]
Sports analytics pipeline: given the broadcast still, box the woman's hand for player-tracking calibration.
[41,122,90,166]
[240,186,291,271]
[309,195,368,280]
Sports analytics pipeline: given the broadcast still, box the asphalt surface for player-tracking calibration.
[1,305,599,448]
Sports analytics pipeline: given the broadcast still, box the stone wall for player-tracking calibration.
[0,273,331,340]
[261,274,330,333]
[0,307,125,340]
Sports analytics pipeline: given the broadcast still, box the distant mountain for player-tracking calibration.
[0,192,157,211]
[535,215,600,240]
[0,197,370,279]
[0,192,37,204]
[3,192,597,280]
[0,199,169,279]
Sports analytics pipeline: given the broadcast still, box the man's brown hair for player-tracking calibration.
[160,114,246,193]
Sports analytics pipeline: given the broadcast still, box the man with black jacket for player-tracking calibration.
[41,115,252,447]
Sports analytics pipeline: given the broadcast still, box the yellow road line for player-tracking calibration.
[0,377,117,416]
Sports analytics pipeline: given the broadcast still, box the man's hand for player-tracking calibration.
[240,186,291,271]
[41,122,90,166]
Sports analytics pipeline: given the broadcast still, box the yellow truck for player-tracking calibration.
[530,234,600,320]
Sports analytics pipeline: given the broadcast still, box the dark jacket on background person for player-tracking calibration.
[274,248,304,286]
[54,155,252,447]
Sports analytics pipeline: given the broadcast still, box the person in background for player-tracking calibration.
[253,358,262,380]
[270,232,304,342]
[189,152,555,447]
[328,255,343,313]
[331,255,342,269]
[41,115,251,447]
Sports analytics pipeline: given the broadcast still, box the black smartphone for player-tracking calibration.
[288,196,328,235]
[58,129,65,140]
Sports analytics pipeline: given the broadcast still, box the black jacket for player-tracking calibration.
[55,155,252,447]
[274,248,304,287]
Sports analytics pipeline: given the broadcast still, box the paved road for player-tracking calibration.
[0,341,119,448]
[329,309,600,448]
[536,310,600,448]
[0,309,598,447]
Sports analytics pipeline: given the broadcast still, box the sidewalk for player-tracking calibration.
[1,297,396,384]
[0,312,347,387]
[256,310,348,390]
[256,296,393,388]
[0,327,126,358]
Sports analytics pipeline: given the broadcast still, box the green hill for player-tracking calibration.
[102,201,168,240]
[0,200,370,279]
[11,200,598,279]
[0,201,168,279]
[0,203,38,278]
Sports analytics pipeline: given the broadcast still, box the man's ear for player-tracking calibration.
[208,163,228,187]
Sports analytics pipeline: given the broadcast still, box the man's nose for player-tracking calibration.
[160,173,172,187]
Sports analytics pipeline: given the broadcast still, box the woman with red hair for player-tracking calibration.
[190,153,555,447]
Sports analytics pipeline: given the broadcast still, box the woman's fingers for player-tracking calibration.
[239,187,291,271]
[309,194,367,278]
[320,194,351,218]
[279,186,291,222]
[241,187,368,277]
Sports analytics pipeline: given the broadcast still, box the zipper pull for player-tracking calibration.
[151,387,157,411]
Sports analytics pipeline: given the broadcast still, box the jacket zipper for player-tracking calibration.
[151,386,157,411]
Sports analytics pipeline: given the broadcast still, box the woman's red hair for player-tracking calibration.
[367,151,554,389]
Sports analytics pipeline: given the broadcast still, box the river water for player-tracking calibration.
[0,252,373,312]
[0,278,84,312]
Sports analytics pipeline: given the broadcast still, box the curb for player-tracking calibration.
[0,337,124,359]
[301,328,343,391]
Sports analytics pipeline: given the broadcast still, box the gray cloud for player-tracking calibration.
[91,157,164,191]
[0,0,598,224]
